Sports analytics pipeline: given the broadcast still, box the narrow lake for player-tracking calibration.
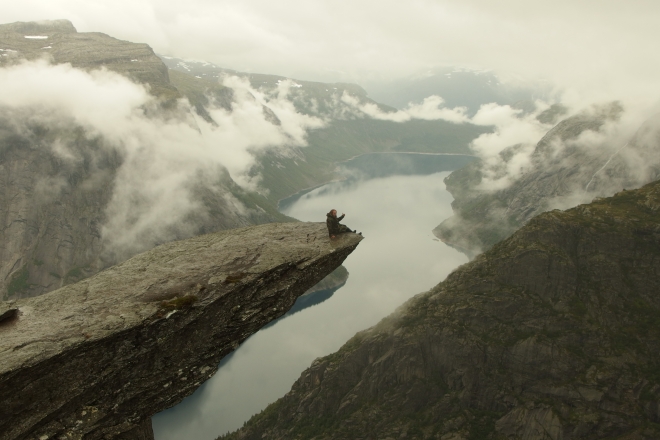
[153,153,474,439]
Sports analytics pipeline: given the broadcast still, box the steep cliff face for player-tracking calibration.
[0,222,362,440]
[434,107,660,257]
[223,181,660,440]
[0,121,291,300]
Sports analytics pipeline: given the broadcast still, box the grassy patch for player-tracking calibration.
[639,383,657,402]
[468,410,500,440]
[224,272,248,284]
[160,294,199,311]
[65,267,84,282]
[7,266,29,297]
[568,296,588,318]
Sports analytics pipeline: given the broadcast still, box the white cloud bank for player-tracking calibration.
[343,87,658,193]
[340,88,556,189]
[0,60,323,257]
[5,0,660,111]
[341,93,470,123]
[5,1,659,198]
[468,103,553,189]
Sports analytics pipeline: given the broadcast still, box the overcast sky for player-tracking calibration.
[5,0,660,108]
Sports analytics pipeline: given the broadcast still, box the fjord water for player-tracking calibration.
[153,153,474,440]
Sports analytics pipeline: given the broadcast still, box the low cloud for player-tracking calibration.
[341,92,470,123]
[0,60,324,259]
[468,102,554,190]
[340,89,556,190]
[467,98,660,205]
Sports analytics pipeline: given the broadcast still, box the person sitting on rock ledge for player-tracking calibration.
[326,209,361,238]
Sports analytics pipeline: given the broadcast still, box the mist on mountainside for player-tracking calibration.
[0,60,322,261]
[433,102,660,258]
[363,68,550,114]
[0,56,491,263]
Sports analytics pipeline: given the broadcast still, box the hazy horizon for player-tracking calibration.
[4,1,660,112]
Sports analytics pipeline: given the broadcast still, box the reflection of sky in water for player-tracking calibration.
[153,171,468,440]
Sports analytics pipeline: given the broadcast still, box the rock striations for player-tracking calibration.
[223,181,660,440]
[0,222,362,440]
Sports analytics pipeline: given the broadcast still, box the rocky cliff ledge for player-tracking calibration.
[0,222,362,440]
[224,181,660,440]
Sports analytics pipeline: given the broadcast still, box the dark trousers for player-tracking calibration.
[329,225,353,236]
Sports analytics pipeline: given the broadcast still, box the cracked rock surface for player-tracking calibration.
[0,222,362,440]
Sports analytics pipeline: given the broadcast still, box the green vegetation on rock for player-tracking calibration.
[6,266,29,298]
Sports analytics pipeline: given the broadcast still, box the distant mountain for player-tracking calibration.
[158,56,491,203]
[364,68,546,114]
[161,55,372,110]
[221,179,660,440]
[434,105,660,257]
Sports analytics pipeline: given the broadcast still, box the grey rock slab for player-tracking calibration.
[0,222,362,440]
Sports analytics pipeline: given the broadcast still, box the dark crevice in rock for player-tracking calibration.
[0,307,18,326]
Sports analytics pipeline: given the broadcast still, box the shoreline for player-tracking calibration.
[276,151,477,211]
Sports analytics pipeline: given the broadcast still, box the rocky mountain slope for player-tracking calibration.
[0,222,362,440]
[222,180,660,440]
[434,105,660,257]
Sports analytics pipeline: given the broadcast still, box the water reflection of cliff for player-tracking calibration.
[339,152,476,180]
[262,266,348,329]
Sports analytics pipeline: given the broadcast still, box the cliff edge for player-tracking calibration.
[0,222,362,440]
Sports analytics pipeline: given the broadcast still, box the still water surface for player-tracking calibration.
[153,154,473,439]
